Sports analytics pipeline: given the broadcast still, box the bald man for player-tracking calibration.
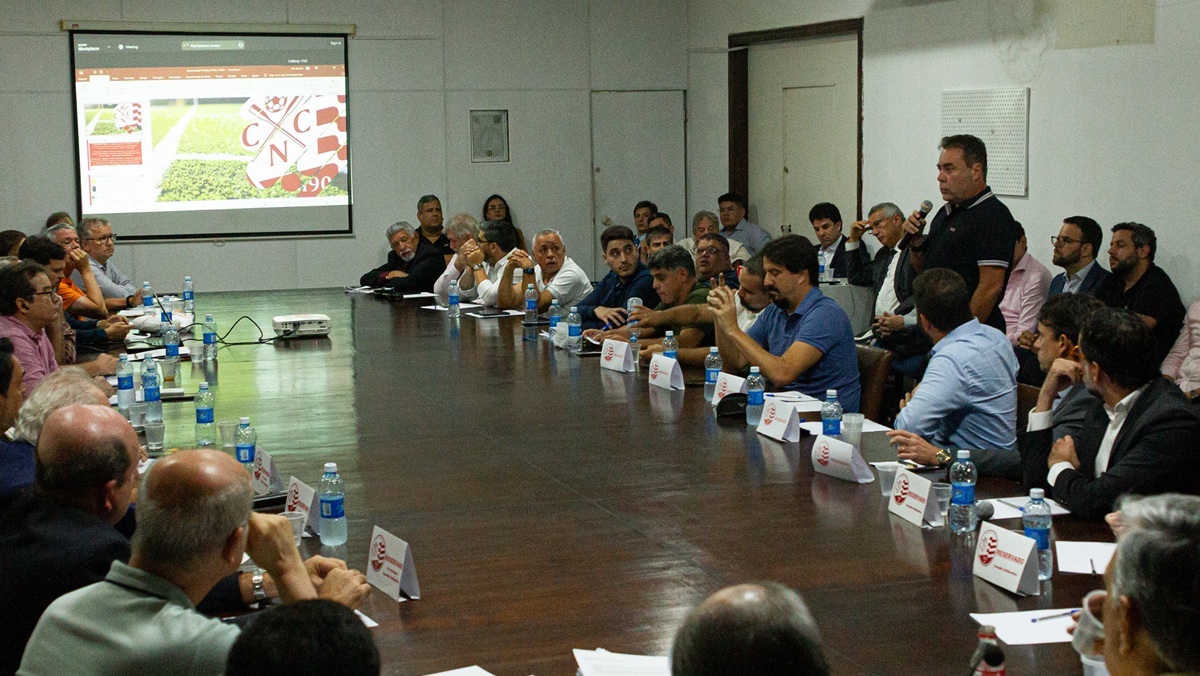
[16,442,370,675]
[671,583,831,676]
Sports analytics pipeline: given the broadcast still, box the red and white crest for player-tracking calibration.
[370,534,387,572]
[240,94,348,196]
[287,484,300,511]
[603,344,614,361]
[894,475,910,505]
[816,441,831,466]
[978,530,999,566]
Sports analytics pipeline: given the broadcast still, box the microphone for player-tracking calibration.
[898,199,934,250]
[975,501,995,521]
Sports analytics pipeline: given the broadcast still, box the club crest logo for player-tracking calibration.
[717,379,728,397]
[287,484,300,511]
[816,442,831,466]
[254,453,264,481]
[239,94,348,197]
[894,475,910,505]
[650,362,659,380]
[762,402,776,426]
[978,530,999,566]
[370,534,387,572]
[603,344,614,361]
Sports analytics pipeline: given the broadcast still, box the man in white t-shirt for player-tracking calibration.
[496,230,592,313]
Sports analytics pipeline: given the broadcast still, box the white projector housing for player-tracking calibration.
[272,314,332,338]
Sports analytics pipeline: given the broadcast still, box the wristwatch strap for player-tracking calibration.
[251,571,267,601]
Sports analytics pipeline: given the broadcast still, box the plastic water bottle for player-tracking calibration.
[661,330,678,359]
[319,462,348,546]
[746,366,765,425]
[116,353,134,418]
[566,305,582,354]
[182,276,194,315]
[524,284,538,322]
[1023,488,1054,580]
[818,251,827,283]
[447,279,461,318]
[142,356,162,424]
[949,450,978,533]
[194,382,216,446]
[821,389,843,436]
[162,320,180,370]
[628,319,640,348]
[548,300,562,339]
[234,417,256,474]
[704,347,722,401]
[202,313,218,361]
[141,281,154,309]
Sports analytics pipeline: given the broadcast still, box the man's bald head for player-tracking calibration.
[672,583,829,676]
[34,404,139,522]
[133,449,253,568]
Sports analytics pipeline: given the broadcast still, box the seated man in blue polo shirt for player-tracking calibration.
[708,235,860,412]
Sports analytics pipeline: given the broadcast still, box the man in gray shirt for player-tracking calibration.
[70,217,141,309]
[717,192,771,256]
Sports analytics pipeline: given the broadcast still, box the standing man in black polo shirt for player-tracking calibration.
[903,134,1018,332]
[1094,222,1185,365]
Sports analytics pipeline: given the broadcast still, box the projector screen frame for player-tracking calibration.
[67,26,356,243]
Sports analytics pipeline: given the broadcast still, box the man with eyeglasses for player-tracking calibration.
[0,261,62,393]
[678,211,751,266]
[717,192,771,257]
[1047,216,1110,297]
[458,220,521,307]
[1094,222,1185,366]
[693,233,739,289]
[495,229,591,312]
[71,217,143,310]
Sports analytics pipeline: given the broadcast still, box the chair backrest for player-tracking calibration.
[857,344,894,422]
[1016,383,1040,432]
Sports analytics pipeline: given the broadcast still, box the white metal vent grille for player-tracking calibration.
[941,88,1029,197]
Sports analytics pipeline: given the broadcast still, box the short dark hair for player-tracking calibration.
[0,337,14,394]
[0,260,48,316]
[0,230,26,256]
[940,134,988,177]
[35,436,130,499]
[760,235,818,286]
[1064,216,1102,256]
[44,212,73,230]
[417,194,440,210]
[17,236,66,265]
[718,192,747,210]
[911,268,973,333]
[226,600,380,676]
[600,225,636,251]
[1112,222,1157,262]
[672,582,830,676]
[1037,293,1105,347]
[697,232,730,254]
[743,254,765,277]
[645,225,673,244]
[648,245,695,277]
[634,200,658,214]
[649,212,673,227]
[1013,221,1026,240]
[478,219,518,252]
[1080,307,1161,390]
[807,202,841,224]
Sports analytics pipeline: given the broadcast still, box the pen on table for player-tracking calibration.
[1030,609,1080,623]
[1090,558,1097,575]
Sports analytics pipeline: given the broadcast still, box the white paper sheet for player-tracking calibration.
[1056,541,1116,575]
[765,391,818,403]
[355,610,379,628]
[344,286,375,294]
[574,648,670,676]
[421,304,481,312]
[422,667,495,676]
[981,497,1071,520]
[403,292,437,299]
[799,420,891,435]
[970,609,1078,645]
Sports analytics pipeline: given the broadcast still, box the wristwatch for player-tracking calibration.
[251,571,267,602]
[472,263,483,271]
[935,449,952,467]
[125,295,135,309]
[523,267,534,275]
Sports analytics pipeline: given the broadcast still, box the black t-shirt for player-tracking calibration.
[416,230,453,259]
[922,188,1017,331]
[1094,264,1186,364]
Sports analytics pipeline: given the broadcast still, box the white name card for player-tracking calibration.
[286,477,319,535]
[974,522,1040,596]
[366,525,421,602]
[648,354,684,390]
[887,468,944,528]
[811,435,875,483]
[756,399,800,442]
[252,448,285,496]
[711,372,747,407]
[599,339,636,373]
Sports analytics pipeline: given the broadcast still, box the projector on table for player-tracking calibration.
[272,314,332,338]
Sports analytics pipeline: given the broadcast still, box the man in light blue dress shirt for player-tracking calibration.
[70,217,140,305]
[717,192,772,257]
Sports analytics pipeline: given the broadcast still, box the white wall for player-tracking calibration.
[0,0,687,291]
[686,0,1199,304]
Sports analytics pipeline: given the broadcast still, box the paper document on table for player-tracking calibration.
[355,610,379,628]
[421,304,481,312]
[573,648,670,676]
[403,292,437,299]
[585,334,603,345]
[969,610,1076,645]
[800,420,891,435]
[344,286,375,294]
[465,309,523,318]
[982,497,1070,520]
[422,667,495,676]
[1056,541,1116,575]
[765,391,818,403]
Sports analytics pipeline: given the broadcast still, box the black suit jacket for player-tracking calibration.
[845,244,917,302]
[1019,377,1200,520]
[827,237,872,280]
[1048,263,1110,297]
[358,246,445,292]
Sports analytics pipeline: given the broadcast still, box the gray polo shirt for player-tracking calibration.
[71,256,137,299]
[19,561,241,675]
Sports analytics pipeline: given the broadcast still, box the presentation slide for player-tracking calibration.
[71,32,352,240]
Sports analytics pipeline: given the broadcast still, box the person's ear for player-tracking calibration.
[100,478,120,516]
[222,526,245,567]
[1116,594,1137,655]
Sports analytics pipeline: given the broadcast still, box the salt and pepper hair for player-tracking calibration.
[1111,493,1200,672]
[444,214,480,241]
[384,221,415,241]
[691,210,719,231]
[75,217,110,241]
[133,459,253,568]
[868,202,902,220]
[533,230,564,250]
[12,367,106,444]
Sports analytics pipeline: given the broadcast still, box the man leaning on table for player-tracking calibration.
[71,217,143,310]
[457,220,522,307]
[585,245,711,349]
[1019,307,1200,520]
[494,229,591,312]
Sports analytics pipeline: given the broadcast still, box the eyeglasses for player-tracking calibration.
[696,246,727,257]
[1050,235,1079,247]
[29,289,57,300]
[85,234,117,243]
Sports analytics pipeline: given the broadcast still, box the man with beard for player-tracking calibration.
[1094,222,1185,365]
[1047,216,1110,297]
[575,226,659,331]
[708,235,859,412]
[358,222,443,292]
[585,245,711,350]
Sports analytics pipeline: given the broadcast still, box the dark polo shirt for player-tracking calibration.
[1095,263,1186,364]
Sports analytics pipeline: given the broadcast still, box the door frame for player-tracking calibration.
[728,19,863,220]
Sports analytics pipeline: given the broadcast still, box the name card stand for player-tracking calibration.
[648,354,684,390]
[286,476,320,535]
[253,448,286,496]
[811,435,875,483]
[974,522,1041,596]
[887,468,943,528]
[599,339,636,373]
[711,372,747,407]
[756,399,800,442]
[366,526,421,602]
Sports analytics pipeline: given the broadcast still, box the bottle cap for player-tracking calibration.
[198,382,208,389]
[665,330,674,337]
[826,389,837,398]
[551,299,558,305]
[570,306,578,312]
[957,450,971,460]
[206,313,214,320]
[324,462,337,473]
[527,284,534,289]
[750,366,760,373]
[119,353,128,360]
[239,416,250,424]
[710,346,718,352]
[1030,488,1045,499]
[185,276,192,281]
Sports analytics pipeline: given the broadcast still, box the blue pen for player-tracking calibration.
[1030,609,1080,623]
[600,322,612,331]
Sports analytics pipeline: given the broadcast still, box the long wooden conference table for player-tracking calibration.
[150,289,1110,675]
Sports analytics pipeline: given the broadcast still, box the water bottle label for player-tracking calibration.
[161,312,172,323]
[705,368,719,384]
[203,331,217,345]
[748,390,764,406]
[525,299,536,312]
[664,350,678,359]
[549,317,559,329]
[144,297,153,307]
[823,419,841,436]
[144,386,160,402]
[951,483,975,506]
[819,262,826,273]
[196,407,214,424]
[569,324,581,338]
[165,344,179,358]
[117,375,133,390]
[1024,526,1050,550]
[235,444,255,464]
[448,294,459,305]
[320,495,345,519]
[182,290,193,301]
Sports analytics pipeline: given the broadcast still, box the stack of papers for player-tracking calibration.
[574,649,669,676]
[980,497,1070,520]
[969,610,1077,645]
